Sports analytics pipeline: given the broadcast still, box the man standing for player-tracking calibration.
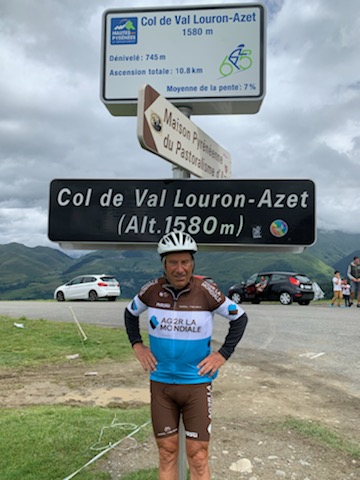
[347,256,360,307]
[124,231,248,479]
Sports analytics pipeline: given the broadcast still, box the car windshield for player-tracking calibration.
[295,275,312,283]
[247,273,258,283]
[68,277,82,285]
[100,276,118,284]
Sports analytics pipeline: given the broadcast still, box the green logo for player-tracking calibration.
[219,43,253,78]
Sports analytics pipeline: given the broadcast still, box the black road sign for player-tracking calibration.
[48,179,315,251]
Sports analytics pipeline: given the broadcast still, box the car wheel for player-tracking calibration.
[299,300,310,305]
[108,296,117,302]
[89,290,98,301]
[56,291,65,302]
[279,291,293,305]
[230,291,242,304]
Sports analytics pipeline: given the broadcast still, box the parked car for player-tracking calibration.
[54,274,121,302]
[228,271,314,305]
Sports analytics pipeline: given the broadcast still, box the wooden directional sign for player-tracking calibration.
[137,85,231,178]
[49,178,316,252]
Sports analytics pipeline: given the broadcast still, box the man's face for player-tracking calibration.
[163,252,194,290]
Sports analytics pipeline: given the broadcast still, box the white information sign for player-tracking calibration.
[101,3,266,116]
[137,85,231,178]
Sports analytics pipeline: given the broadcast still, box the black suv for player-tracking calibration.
[228,271,315,305]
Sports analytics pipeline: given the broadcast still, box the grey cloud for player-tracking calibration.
[0,0,359,247]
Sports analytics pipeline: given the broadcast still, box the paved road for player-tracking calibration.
[1,300,359,395]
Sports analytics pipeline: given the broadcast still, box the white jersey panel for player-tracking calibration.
[147,307,213,341]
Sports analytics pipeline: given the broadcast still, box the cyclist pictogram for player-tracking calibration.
[219,43,253,78]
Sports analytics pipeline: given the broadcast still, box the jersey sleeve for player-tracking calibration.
[124,295,148,347]
[214,296,248,360]
[126,295,148,317]
[213,295,246,321]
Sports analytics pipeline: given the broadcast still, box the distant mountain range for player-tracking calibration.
[0,229,359,300]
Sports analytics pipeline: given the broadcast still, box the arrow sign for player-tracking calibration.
[137,84,231,178]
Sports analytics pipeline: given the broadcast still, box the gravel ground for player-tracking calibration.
[1,348,359,479]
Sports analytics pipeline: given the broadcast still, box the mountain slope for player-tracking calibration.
[307,230,360,266]
[0,229,359,300]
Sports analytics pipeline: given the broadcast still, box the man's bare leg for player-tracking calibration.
[186,439,210,480]
[157,435,179,480]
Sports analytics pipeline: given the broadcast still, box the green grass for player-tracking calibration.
[122,469,190,479]
[0,315,156,479]
[0,405,152,480]
[0,316,137,368]
[283,418,360,459]
[122,469,158,479]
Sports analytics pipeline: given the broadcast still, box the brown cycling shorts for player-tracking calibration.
[150,381,212,442]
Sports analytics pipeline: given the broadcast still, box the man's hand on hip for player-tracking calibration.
[197,351,226,377]
[133,343,157,372]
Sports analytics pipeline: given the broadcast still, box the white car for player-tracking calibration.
[54,274,121,302]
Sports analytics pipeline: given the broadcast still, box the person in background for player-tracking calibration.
[341,278,351,307]
[330,271,342,307]
[347,256,360,307]
[124,231,248,480]
[255,275,268,294]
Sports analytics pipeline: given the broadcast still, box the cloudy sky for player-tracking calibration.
[0,0,359,250]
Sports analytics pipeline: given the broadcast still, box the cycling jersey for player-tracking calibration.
[125,275,248,385]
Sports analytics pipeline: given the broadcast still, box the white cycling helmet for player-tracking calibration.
[157,231,197,256]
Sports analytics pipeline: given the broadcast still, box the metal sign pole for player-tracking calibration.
[177,417,187,479]
[175,107,191,480]
[172,164,191,179]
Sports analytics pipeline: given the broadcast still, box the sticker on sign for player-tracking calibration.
[137,85,231,178]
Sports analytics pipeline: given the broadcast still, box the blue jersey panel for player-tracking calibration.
[149,335,217,384]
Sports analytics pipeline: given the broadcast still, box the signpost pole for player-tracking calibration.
[178,418,187,479]
[175,107,190,480]
[172,163,190,179]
